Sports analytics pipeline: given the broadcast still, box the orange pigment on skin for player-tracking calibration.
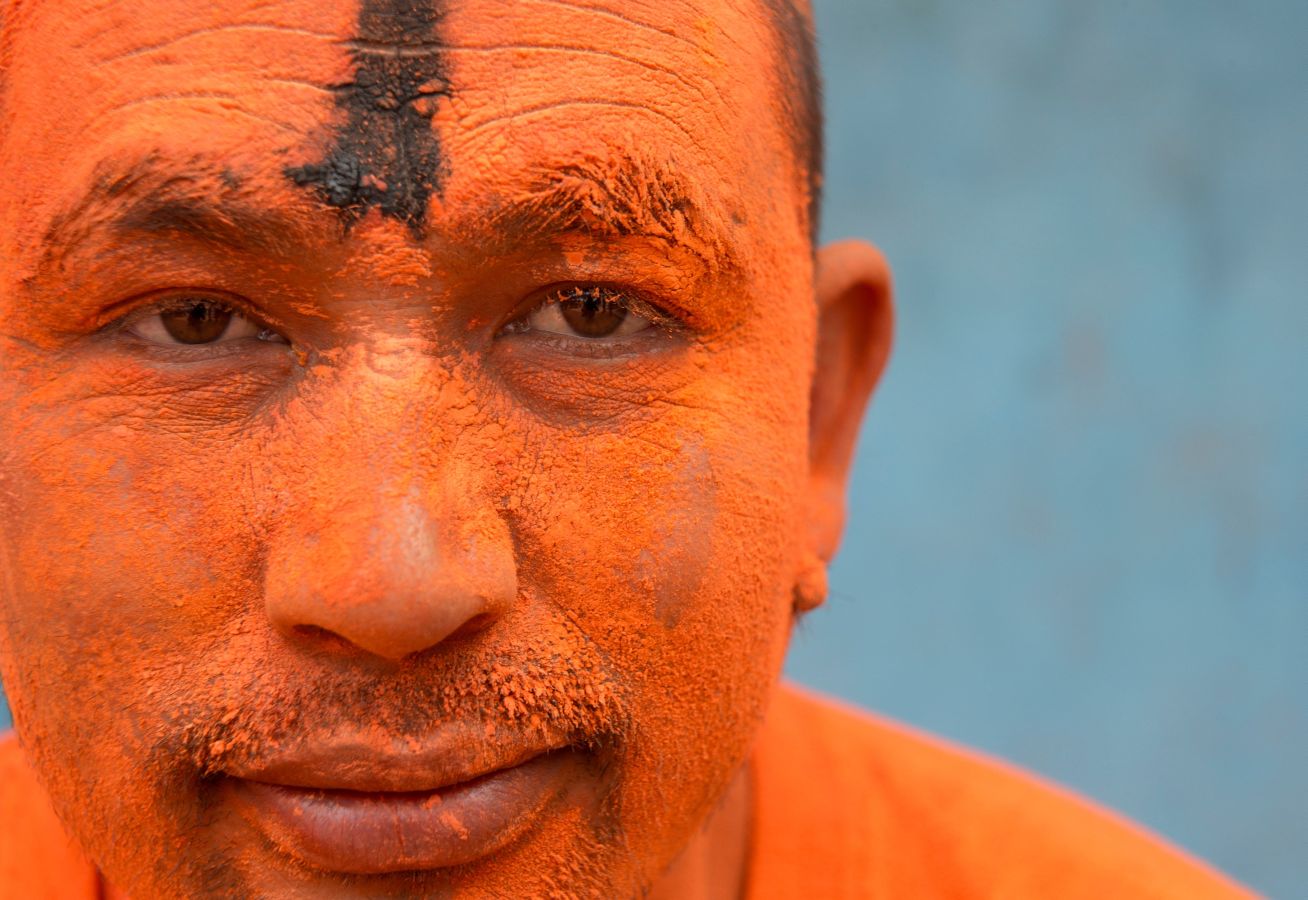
[0,0,859,897]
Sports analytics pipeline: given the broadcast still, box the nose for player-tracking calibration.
[264,481,517,662]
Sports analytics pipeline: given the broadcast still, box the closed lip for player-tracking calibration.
[223,723,567,793]
[220,724,582,874]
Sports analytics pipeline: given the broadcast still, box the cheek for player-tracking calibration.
[508,360,809,850]
[0,393,261,753]
[0,392,272,889]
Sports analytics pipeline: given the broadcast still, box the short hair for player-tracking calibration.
[0,1,824,240]
[763,0,825,243]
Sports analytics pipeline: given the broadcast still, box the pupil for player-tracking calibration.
[561,290,627,338]
[161,302,232,344]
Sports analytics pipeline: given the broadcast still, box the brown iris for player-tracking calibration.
[160,302,233,344]
[556,287,629,338]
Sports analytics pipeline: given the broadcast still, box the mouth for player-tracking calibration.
[221,733,584,875]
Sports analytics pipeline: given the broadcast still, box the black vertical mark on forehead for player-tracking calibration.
[285,0,448,236]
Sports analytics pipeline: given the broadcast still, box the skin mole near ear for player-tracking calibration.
[285,0,449,235]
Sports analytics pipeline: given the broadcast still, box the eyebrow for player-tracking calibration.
[39,156,310,269]
[478,152,741,275]
[38,150,741,275]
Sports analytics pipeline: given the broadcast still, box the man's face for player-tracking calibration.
[0,0,819,895]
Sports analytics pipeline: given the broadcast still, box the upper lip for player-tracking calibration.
[222,722,571,794]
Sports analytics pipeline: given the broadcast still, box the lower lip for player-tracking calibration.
[225,750,579,874]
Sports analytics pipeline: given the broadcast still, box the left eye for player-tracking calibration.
[127,299,284,346]
[524,286,655,340]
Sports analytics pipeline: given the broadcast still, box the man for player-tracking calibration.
[0,0,1252,896]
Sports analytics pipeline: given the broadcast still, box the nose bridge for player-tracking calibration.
[345,338,458,443]
[295,341,474,509]
[263,345,517,661]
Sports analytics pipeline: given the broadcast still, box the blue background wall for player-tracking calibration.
[2,1,1303,896]
[784,1,1306,897]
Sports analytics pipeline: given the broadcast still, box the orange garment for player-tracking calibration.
[0,684,1254,898]
[0,730,98,899]
[747,685,1253,899]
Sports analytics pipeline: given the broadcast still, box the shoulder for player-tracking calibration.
[0,731,100,900]
[747,684,1254,900]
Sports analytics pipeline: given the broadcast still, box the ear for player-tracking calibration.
[804,239,894,566]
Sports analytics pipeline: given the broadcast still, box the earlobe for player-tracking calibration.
[804,239,894,564]
[792,552,830,614]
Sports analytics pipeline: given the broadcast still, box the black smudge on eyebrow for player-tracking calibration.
[285,0,448,236]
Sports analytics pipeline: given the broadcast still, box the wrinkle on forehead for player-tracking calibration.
[3,0,806,281]
[436,0,806,257]
[286,0,451,236]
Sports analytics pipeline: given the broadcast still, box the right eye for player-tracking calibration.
[517,286,659,341]
[127,298,286,347]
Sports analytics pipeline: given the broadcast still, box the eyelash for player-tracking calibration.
[502,284,677,333]
[109,292,262,331]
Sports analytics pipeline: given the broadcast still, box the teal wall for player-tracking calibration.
[784,2,1306,897]
[2,1,1303,896]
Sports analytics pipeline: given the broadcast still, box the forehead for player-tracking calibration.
[0,0,805,267]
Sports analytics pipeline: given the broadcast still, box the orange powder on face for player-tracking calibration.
[0,0,820,896]
[341,219,436,287]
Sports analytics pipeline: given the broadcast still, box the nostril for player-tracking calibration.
[442,611,498,643]
[285,612,497,660]
[292,624,332,640]
[290,624,358,653]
